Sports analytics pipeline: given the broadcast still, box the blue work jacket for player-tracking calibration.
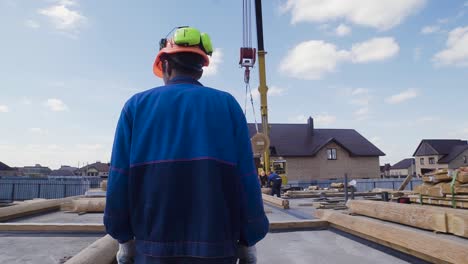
[267,173,282,186]
[104,77,269,259]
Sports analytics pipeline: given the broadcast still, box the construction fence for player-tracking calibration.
[287,178,423,192]
[0,176,105,203]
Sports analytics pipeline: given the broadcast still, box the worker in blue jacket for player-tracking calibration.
[104,26,269,264]
[268,171,282,198]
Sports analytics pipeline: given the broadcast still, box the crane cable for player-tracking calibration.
[242,0,259,133]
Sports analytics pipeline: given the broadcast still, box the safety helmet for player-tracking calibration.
[153,26,213,78]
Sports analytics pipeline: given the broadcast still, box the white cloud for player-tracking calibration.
[417,116,440,123]
[433,26,468,66]
[77,144,103,151]
[350,88,368,96]
[204,48,223,77]
[350,37,400,63]
[354,107,369,120]
[25,20,40,29]
[21,98,32,105]
[29,128,48,135]
[44,98,68,111]
[315,113,337,126]
[335,24,351,36]
[280,40,350,80]
[288,114,308,123]
[0,105,9,113]
[38,0,86,31]
[281,37,399,80]
[281,0,426,31]
[421,25,440,34]
[413,47,422,61]
[465,1,468,7]
[385,89,419,104]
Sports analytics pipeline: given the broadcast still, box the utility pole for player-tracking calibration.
[255,0,270,172]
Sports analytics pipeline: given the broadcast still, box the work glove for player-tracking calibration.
[116,240,135,264]
[238,245,257,264]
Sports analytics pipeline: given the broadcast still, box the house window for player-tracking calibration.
[420,158,424,165]
[429,157,435,164]
[327,148,337,160]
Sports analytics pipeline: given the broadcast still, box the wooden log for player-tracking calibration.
[330,182,344,188]
[455,171,468,183]
[62,198,106,213]
[261,188,272,194]
[413,183,432,195]
[262,194,289,209]
[316,210,468,264]
[0,196,79,222]
[347,200,447,232]
[269,220,328,231]
[397,174,413,191]
[65,235,118,264]
[455,185,468,194]
[422,174,451,183]
[0,223,105,232]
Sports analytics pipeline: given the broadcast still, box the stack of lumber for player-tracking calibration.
[347,200,468,238]
[262,193,289,209]
[316,209,468,264]
[411,167,468,208]
[312,200,347,210]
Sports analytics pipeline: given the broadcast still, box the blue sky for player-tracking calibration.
[0,0,467,169]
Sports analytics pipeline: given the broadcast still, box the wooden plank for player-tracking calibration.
[285,191,381,199]
[0,221,328,233]
[269,220,328,231]
[262,194,289,209]
[409,196,468,209]
[455,172,468,183]
[316,210,468,264]
[65,235,118,264]
[0,223,105,232]
[0,196,80,222]
[397,174,413,191]
[62,198,106,213]
[422,174,451,183]
[347,200,447,232]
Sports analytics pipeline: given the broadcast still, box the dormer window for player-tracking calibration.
[327,148,337,160]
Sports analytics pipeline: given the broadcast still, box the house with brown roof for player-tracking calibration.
[0,161,19,176]
[413,139,468,176]
[248,117,385,182]
[76,162,110,177]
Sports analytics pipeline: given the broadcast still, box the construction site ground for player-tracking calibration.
[0,198,434,264]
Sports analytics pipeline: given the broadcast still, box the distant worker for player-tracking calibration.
[104,26,268,264]
[259,170,267,187]
[268,171,282,197]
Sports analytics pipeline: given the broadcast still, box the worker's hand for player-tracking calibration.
[238,245,257,264]
[116,240,135,264]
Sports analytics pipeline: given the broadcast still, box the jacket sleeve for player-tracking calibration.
[229,96,269,246]
[104,106,133,243]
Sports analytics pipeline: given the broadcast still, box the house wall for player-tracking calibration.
[415,155,446,176]
[389,164,416,177]
[448,149,468,169]
[285,142,380,182]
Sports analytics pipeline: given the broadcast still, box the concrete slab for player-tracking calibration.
[264,204,302,222]
[0,233,101,264]
[9,211,104,224]
[257,230,411,264]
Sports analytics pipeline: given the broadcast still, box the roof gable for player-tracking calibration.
[438,145,468,164]
[413,139,468,156]
[247,123,385,157]
[0,161,14,171]
[391,158,415,170]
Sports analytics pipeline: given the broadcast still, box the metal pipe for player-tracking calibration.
[344,173,349,202]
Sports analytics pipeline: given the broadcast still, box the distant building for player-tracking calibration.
[0,161,19,176]
[19,164,52,177]
[50,165,79,176]
[248,117,385,182]
[380,163,391,178]
[76,162,110,177]
[413,139,468,176]
[389,158,416,178]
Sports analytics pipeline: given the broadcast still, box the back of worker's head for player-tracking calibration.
[161,52,205,82]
